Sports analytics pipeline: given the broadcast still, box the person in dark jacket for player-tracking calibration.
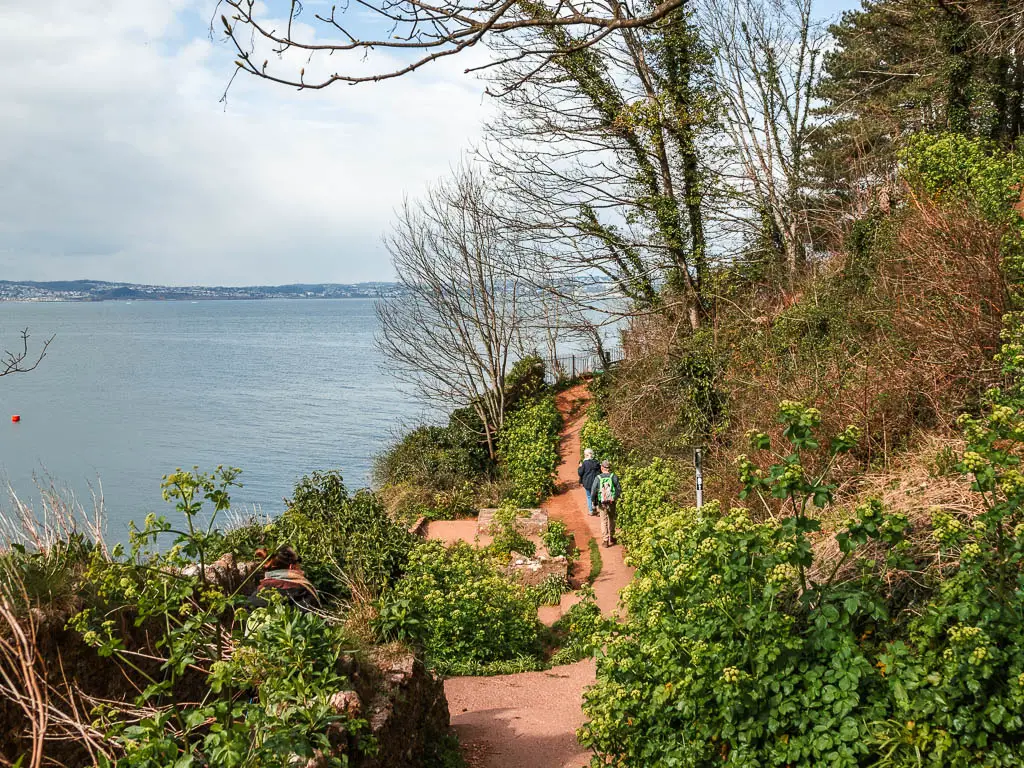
[578,448,602,516]
[590,460,623,547]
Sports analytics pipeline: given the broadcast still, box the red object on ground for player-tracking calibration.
[10,415,19,423]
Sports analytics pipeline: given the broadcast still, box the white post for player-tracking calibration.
[694,447,703,509]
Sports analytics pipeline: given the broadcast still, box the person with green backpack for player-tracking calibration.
[589,459,622,547]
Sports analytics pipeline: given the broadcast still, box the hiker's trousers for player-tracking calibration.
[599,502,617,545]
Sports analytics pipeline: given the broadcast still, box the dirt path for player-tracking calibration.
[445,384,634,768]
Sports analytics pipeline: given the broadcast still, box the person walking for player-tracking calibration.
[578,447,602,516]
[590,459,622,547]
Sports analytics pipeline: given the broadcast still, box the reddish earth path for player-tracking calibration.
[444,384,634,768]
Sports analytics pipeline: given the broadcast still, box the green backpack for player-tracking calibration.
[598,475,617,503]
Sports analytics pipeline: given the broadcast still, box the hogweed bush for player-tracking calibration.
[871,314,1024,763]
[579,411,624,466]
[584,330,1024,766]
[541,520,575,560]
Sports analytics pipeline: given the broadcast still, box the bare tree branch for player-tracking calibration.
[213,0,691,89]
[0,330,53,379]
[375,164,532,457]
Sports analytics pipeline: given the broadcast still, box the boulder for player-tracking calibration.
[179,553,262,594]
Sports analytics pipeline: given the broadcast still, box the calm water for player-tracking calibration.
[0,300,433,539]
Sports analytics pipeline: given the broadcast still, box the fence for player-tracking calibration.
[544,348,623,383]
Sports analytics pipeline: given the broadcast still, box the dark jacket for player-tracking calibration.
[590,471,622,506]
[578,458,602,491]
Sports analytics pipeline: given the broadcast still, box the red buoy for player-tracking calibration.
[11,415,20,423]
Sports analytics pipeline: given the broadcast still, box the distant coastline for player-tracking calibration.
[0,279,404,302]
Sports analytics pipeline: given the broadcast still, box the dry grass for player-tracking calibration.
[605,198,1009,515]
[0,474,107,557]
[0,572,115,767]
[807,432,981,599]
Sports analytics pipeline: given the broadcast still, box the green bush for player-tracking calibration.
[869,315,1024,764]
[582,373,1024,765]
[901,132,1024,284]
[579,411,624,465]
[504,355,548,410]
[499,394,562,507]
[582,501,897,766]
[541,520,576,559]
[374,420,491,493]
[614,458,682,552]
[490,521,537,559]
[375,541,542,674]
[550,587,605,665]
[215,470,415,596]
[68,468,373,767]
[901,133,1023,225]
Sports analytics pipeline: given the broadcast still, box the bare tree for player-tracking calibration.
[482,4,718,329]
[376,165,530,458]
[214,0,692,90]
[701,0,825,285]
[0,330,53,379]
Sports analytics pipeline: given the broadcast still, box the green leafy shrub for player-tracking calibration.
[374,419,492,493]
[488,502,538,558]
[870,315,1024,764]
[490,522,537,559]
[527,573,570,606]
[541,520,575,559]
[68,468,373,767]
[375,541,542,674]
[901,132,1024,285]
[584,368,1024,764]
[214,470,416,596]
[499,394,562,507]
[504,355,548,410]
[550,587,606,665]
[579,411,624,465]
[614,458,682,552]
[581,404,916,766]
[379,480,476,525]
[901,133,1023,225]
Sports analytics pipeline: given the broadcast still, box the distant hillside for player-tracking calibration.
[0,280,405,302]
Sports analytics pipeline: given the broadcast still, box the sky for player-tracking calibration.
[0,0,858,287]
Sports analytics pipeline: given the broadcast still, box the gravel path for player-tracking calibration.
[444,384,634,768]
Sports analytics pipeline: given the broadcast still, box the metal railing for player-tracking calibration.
[544,348,623,383]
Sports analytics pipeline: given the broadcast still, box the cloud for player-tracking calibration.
[0,0,492,285]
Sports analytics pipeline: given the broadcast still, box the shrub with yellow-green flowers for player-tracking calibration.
[581,499,891,766]
[579,410,624,465]
[614,457,683,552]
[499,393,562,507]
[375,540,543,674]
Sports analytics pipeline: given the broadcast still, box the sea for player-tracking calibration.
[0,299,436,541]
